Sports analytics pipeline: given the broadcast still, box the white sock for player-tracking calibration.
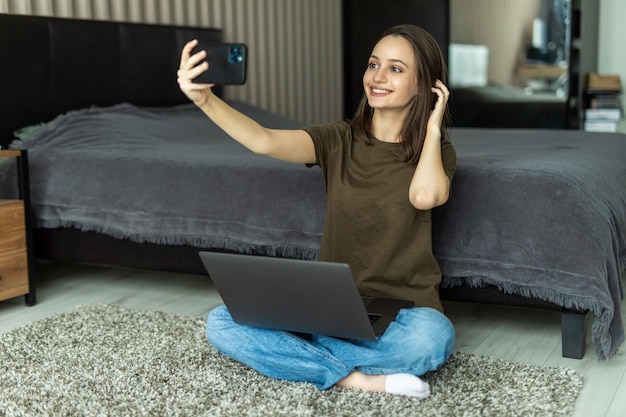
[384,373,431,399]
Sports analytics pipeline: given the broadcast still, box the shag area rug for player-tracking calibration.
[0,304,582,417]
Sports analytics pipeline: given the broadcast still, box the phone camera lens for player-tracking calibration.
[229,46,244,65]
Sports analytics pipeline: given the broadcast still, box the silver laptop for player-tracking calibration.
[199,251,414,340]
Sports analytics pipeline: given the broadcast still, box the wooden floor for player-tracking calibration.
[1,261,624,417]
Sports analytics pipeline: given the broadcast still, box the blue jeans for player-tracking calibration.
[207,304,455,390]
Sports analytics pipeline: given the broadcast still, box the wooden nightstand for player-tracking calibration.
[0,150,36,305]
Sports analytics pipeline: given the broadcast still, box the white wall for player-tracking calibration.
[598,0,626,128]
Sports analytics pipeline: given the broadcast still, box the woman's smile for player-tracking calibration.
[370,87,392,96]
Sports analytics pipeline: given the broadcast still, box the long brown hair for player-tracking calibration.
[350,24,451,164]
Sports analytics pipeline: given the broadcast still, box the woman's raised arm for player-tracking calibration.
[177,40,316,164]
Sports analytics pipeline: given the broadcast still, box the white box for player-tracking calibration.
[449,43,489,88]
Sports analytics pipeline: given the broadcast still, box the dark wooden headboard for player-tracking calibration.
[0,13,223,148]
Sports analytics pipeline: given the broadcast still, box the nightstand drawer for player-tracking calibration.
[0,149,36,305]
[0,200,27,248]
[0,200,29,300]
[0,247,29,299]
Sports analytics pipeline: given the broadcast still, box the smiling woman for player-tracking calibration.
[177,23,457,399]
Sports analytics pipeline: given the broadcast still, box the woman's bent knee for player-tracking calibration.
[399,307,455,368]
[425,309,455,366]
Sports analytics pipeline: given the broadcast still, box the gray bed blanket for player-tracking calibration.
[2,103,624,359]
[3,102,326,259]
[434,128,626,359]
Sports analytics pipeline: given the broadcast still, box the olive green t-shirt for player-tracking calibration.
[304,121,456,311]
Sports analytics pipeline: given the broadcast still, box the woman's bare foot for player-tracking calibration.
[336,371,430,399]
[336,371,386,392]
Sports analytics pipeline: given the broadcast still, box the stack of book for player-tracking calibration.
[584,73,623,133]
[584,108,621,132]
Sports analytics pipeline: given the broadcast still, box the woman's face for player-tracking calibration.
[363,35,418,113]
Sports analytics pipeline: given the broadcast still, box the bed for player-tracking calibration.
[1,14,624,360]
[449,84,568,128]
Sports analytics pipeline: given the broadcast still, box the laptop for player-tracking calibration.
[199,251,414,340]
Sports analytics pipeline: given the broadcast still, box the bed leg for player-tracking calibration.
[561,310,588,359]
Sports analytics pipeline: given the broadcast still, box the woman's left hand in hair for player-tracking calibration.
[426,80,450,136]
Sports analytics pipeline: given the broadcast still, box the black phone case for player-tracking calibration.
[193,42,247,85]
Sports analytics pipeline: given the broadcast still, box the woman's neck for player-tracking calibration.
[370,109,407,143]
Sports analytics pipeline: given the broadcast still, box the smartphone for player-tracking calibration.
[192,42,247,85]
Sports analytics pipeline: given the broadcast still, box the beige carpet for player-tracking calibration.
[0,304,582,416]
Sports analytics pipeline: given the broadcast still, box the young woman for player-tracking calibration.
[177,24,456,399]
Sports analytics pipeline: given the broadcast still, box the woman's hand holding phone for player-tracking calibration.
[177,39,214,107]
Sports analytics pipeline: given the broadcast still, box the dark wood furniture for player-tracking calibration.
[0,150,35,305]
